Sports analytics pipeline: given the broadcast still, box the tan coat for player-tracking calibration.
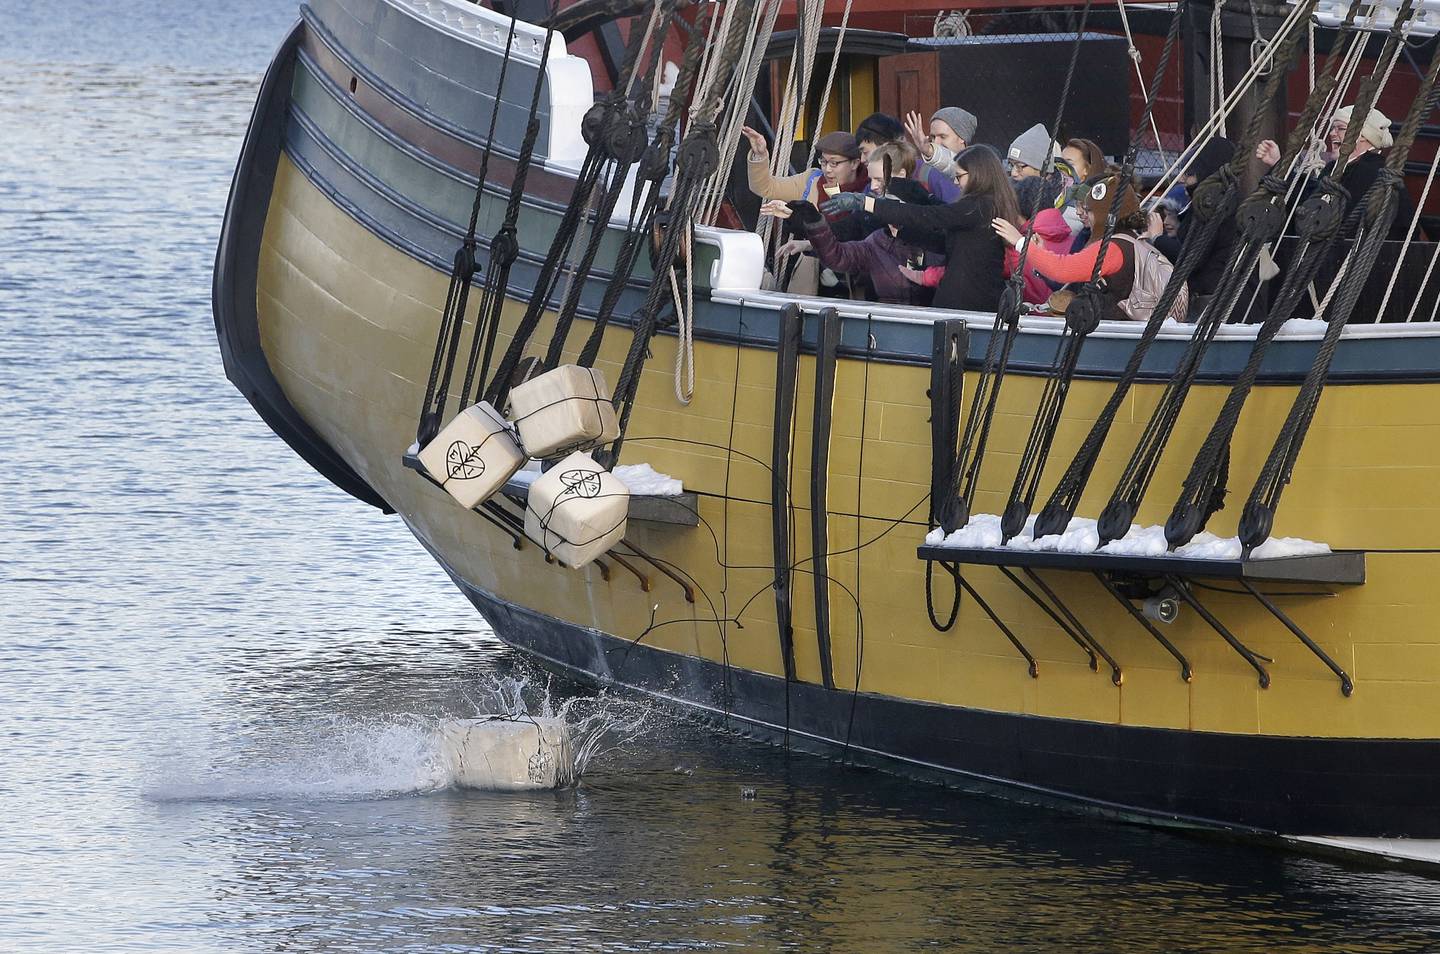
[747,157,824,205]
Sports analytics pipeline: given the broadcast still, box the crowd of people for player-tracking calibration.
[743,101,1411,322]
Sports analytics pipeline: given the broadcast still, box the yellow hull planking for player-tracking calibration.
[257,152,1440,743]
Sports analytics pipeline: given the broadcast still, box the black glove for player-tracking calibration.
[884,177,938,205]
[820,192,863,215]
[786,200,824,230]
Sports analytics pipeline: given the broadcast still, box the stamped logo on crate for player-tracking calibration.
[558,469,603,499]
[445,440,488,480]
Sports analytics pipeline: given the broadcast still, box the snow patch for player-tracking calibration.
[928,513,1330,560]
[613,463,683,496]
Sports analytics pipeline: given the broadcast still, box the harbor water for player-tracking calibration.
[5,1,1440,949]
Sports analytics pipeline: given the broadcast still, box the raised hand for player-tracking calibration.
[904,110,933,160]
[760,198,792,219]
[740,126,770,161]
[1255,139,1281,167]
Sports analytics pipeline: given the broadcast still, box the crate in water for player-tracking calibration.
[417,402,526,509]
[436,716,573,791]
[524,451,630,568]
[507,365,620,458]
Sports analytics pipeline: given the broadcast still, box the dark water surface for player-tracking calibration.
[5,2,1440,950]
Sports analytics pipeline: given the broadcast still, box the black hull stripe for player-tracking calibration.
[452,575,1440,838]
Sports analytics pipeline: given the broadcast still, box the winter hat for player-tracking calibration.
[1031,207,1072,246]
[1008,123,1054,171]
[1081,170,1140,225]
[1187,136,1236,184]
[931,106,978,144]
[815,131,861,159]
[1333,105,1394,150]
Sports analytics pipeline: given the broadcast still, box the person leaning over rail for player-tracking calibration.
[823,144,1019,312]
[742,127,871,297]
[858,111,960,204]
[903,106,977,183]
[992,167,1181,322]
[763,142,931,307]
[740,127,870,216]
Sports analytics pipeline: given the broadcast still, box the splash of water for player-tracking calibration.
[145,670,653,802]
[459,672,654,785]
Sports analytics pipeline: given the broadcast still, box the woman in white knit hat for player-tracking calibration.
[1254,103,1414,241]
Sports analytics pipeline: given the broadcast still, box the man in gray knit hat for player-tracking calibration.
[904,106,978,181]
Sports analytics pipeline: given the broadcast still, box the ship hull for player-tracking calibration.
[216,0,1440,845]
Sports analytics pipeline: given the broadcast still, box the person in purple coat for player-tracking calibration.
[763,142,931,306]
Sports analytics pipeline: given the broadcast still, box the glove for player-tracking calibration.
[820,192,863,215]
[884,178,933,205]
[786,200,824,229]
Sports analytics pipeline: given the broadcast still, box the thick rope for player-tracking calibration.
[607,0,759,463]
[459,4,563,412]
[1238,41,1440,549]
[1088,0,1361,545]
[482,4,662,410]
[540,0,679,371]
[1161,0,1415,548]
[576,0,713,369]
[998,0,1185,543]
[945,0,1096,531]
[1032,0,1321,540]
[415,6,524,444]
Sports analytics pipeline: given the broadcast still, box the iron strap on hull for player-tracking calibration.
[460,579,1440,839]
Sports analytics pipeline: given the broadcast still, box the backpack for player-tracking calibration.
[1112,234,1189,322]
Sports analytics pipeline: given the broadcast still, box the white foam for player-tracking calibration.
[613,463,683,496]
[145,676,654,803]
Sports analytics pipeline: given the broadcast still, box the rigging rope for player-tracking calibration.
[452,3,563,418]
[942,0,1096,533]
[1162,0,1415,548]
[575,0,713,369]
[414,4,525,445]
[540,0,679,371]
[607,0,760,464]
[482,6,663,411]
[1142,0,1314,204]
[1088,0,1369,546]
[1239,41,1440,552]
[998,0,1186,543]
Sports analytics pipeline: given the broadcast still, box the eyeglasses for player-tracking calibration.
[819,157,857,169]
